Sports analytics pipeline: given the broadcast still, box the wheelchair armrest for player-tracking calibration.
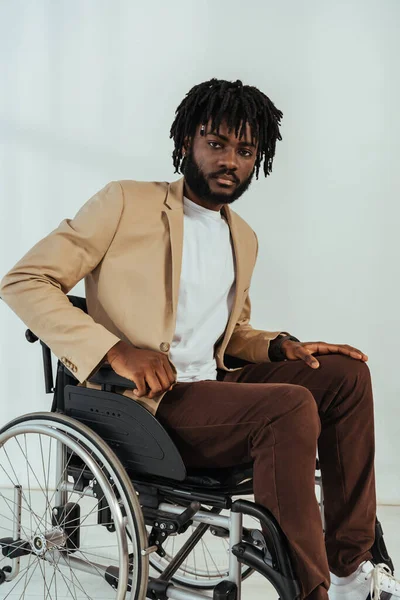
[87,363,137,390]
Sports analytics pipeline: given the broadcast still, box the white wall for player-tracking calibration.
[0,0,399,503]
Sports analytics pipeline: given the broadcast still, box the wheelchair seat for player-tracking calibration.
[185,463,254,489]
[64,379,254,492]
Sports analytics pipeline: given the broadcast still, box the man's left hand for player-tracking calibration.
[280,340,368,369]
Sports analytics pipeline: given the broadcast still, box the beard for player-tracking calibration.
[182,151,255,206]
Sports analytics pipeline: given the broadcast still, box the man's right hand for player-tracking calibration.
[106,341,177,399]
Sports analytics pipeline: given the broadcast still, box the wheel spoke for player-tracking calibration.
[58,495,112,549]
[15,436,65,537]
[200,538,211,576]
[0,448,42,529]
[50,559,81,600]
[0,491,33,541]
[34,443,76,531]
[20,551,35,600]
[37,557,55,600]
[205,534,222,572]
[3,554,39,599]
[39,434,51,533]
[0,418,146,598]
[44,557,59,600]
[147,511,253,587]
[67,537,114,580]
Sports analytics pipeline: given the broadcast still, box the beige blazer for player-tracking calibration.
[0,177,283,414]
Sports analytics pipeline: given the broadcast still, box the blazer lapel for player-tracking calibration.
[221,203,246,298]
[163,177,251,343]
[219,203,249,344]
[163,178,184,319]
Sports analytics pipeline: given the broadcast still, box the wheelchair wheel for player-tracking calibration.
[0,412,149,599]
[148,507,254,589]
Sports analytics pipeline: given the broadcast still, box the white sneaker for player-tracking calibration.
[328,561,400,599]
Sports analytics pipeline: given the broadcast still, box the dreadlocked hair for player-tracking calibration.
[170,78,283,179]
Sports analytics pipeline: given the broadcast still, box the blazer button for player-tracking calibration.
[159,342,170,352]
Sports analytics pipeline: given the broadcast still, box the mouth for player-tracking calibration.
[213,176,237,187]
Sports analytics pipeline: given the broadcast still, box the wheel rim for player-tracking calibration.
[0,414,148,600]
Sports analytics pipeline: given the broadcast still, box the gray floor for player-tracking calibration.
[1,499,398,599]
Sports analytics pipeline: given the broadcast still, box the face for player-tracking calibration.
[183,118,258,206]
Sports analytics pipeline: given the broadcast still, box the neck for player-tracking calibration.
[183,183,223,212]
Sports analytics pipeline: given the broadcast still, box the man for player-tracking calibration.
[0,78,398,600]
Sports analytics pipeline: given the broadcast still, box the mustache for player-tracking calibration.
[209,170,240,185]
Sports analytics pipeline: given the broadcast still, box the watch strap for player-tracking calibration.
[269,334,300,362]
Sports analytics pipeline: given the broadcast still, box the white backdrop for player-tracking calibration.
[0,0,399,503]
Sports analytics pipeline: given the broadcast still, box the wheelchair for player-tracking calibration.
[0,295,394,599]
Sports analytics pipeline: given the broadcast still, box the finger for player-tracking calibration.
[303,343,339,355]
[304,342,368,361]
[156,364,176,392]
[143,371,164,399]
[132,375,147,398]
[346,345,368,361]
[337,345,368,361]
[163,358,178,386]
[299,349,320,369]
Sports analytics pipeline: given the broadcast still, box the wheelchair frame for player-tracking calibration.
[0,294,394,600]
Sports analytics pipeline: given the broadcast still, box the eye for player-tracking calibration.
[208,141,253,158]
[208,141,222,149]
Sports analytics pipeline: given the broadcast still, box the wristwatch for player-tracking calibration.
[269,334,301,362]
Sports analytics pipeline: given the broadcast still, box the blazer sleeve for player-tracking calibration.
[0,181,124,383]
[224,290,284,362]
[224,231,284,362]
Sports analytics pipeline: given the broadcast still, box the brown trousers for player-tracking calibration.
[156,354,376,600]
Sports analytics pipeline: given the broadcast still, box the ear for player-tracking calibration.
[182,136,191,156]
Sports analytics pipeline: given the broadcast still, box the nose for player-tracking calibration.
[217,147,239,172]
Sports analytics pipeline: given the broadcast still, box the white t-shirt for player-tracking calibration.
[169,196,236,382]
